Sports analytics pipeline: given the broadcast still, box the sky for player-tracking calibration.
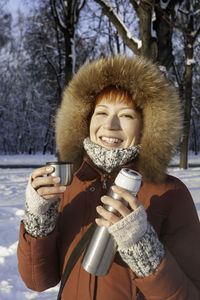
[7,0,22,12]
[6,0,28,17]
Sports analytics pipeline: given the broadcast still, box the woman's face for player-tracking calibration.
[89,99,142,149]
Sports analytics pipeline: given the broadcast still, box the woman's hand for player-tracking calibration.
[31,166,66,200]
[96,186,140,228]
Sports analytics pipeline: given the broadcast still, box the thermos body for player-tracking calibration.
[82,168,142,276]
[81,226,116,276]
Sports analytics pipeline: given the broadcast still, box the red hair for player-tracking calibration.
[94,86,136,108]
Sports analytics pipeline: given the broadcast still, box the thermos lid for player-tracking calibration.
[114,168,142,195]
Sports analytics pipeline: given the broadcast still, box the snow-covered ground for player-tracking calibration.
[0,153,199,300]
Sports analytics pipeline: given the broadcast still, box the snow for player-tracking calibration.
[187,58,195,65]
[101,0,113,7]
[0,154,59,299]
[0,154,56,166]
[160,0,171,10]
[191,31,198,37]
[159,65,167,73]
[0,153,199,299]
[151,9,157,39]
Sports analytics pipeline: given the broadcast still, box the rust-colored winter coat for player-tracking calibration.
[18,56,200,299]
[18,156,200,299]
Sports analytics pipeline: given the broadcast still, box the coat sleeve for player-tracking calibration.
[17,221,61,292]
[134,180,200,299]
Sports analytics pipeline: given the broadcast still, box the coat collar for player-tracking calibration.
[76,155,102,181]
[76,154,139,183]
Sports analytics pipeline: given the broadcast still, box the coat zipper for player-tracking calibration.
[93,276,97,300]
[102,173,108,190]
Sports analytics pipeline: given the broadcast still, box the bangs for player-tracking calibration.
[94,86,135,108]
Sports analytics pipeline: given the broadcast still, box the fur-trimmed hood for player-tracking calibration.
[55,55,183,183]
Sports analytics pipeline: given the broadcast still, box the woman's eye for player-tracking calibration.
[96,111,107,115]
[121,114,134,119]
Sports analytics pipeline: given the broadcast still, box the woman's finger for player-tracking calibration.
[101,195,131,218]
[30,166,67,200]
[96,186,141,227]
[37,185,66,199]
[111,186,140,211]
[95,217,113,228]
[32,175,60,190]
[96,205,120,227]
[31,166,54,180]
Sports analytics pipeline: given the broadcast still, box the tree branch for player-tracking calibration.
[194,26,200,40]
[93,0,142,54]
[61,0,69,18]
[43,52,62,95]
[172,62,182,90]
[129,0,139,15]
[75,0,86,24]
[50,0,67,32]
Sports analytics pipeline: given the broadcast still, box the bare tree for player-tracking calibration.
[50,0,86,85]
[93,0,142,55]
[93,0,183,67]
[178,0,200,168]
[1,0,199,156]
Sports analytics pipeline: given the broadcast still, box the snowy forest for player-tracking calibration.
[0,0,200,168]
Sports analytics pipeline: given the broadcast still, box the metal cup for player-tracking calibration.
[46,162,73,186]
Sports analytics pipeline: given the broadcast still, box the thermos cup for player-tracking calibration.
[46,162,73,186]
[82,168,142,276]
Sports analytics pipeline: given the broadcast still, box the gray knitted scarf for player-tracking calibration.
[83,137,140,173]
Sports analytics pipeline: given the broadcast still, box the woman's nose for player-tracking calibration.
[103,115,120,130]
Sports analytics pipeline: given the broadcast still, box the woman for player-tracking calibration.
[17,55,200,299]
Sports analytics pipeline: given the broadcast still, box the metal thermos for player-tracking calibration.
[46,162,73,186]
[82,168,142,276]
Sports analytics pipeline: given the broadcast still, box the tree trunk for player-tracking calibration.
[191,117,198,155]
[179,10,194,168]
[64,28,74,85]
[179,60,193,168]
[138,0,153,59]
[154,1,174,68]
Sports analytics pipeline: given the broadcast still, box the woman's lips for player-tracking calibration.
[99,136,123,146]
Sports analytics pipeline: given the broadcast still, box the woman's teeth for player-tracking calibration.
[101,137,121,144]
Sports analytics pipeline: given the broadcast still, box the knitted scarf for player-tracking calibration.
[83,137,140,173]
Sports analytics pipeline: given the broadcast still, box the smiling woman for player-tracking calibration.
[17,55,200,300]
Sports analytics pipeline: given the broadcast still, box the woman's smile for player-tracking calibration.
[99,136,123,147]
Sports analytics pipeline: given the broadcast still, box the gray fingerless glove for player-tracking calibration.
[108,205,165,277]
[108,205,147,249]
[23,176,60,237]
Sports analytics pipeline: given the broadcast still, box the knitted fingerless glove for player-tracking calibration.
[23,176,60,237]
[108,205,165,277]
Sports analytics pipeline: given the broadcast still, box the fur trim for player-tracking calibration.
[55,55,183,183]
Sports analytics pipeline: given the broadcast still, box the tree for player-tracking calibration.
[0,0,12,49]
[0,3,61,154]
[1,0,199,156]
[93,0,200,165]
[93,0,184,68]
[50,0,86,85]
[175,0,200,168]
